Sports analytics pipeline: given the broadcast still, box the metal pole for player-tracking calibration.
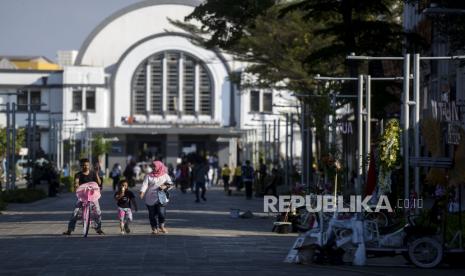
[277,118,281,164]
[59,123,63,170]
[307,104,313,190]
[290,114,294,185]
[32,110,37,162]
[285,113,289,187]
[11,103,16,189]
[49,117,53,161]
[403,54,411,201]
[5,103,11,190]
[365,75,372,173]
[301,101,305,186]
[273,120,277,164]
[356,75,364,195]
[26,108,32,188]
[413,53,420,210]
[264,123,268,162]
[267,124,271,163]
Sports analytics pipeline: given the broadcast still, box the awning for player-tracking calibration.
[87,126,245,137]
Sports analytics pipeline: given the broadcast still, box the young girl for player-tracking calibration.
[114,180,138,235]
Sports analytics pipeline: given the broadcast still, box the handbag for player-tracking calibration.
[158,190,170,206]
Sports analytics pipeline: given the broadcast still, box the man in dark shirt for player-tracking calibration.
[63,158,104,235]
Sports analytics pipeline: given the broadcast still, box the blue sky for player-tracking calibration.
[0,0,142,61]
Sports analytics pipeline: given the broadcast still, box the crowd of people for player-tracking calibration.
[60,155,292,236]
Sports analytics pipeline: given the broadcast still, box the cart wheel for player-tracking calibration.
[408,237,443,268]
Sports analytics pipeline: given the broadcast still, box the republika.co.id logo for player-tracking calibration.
[263,195,423,213]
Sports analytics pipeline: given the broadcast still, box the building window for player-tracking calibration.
[131,50,213,116]
[86,90,96,111]
[183,56,195,115]
[16,90,41,112]
[72,90,82,111]
[150,55,163,115]
[250,90,260,112]
[72,89,96,112]
[30,91,41,111]
[263,92,273,112]
[17,90,28,111]
[133,65,146,114]
[167,52,180,114]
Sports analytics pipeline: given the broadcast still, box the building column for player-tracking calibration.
[162,53,168,115]
[194,63,200,116]
[146,63,151,113]
[178,53,184,115]
[165,134,179,166]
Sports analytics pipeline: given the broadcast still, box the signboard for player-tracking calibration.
[337,122,353,135]
[447,123,461,145]
[431,100,463,145]
[19,148,28,156]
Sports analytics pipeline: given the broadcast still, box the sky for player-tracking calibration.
[0,0,143,61]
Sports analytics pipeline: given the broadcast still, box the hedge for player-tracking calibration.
[1,188,47,204]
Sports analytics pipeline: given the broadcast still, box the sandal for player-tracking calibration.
[159,227,168,234]
[151,229,159,235]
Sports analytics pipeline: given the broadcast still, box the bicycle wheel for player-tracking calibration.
[82,203,91,237]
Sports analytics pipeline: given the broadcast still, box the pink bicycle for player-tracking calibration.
[76,182,101,237]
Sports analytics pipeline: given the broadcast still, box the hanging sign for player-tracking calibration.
[447,123,461,145]
[337,122,353,135]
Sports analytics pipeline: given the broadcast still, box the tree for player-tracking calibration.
[91,134,111,163]
[0,127,26,157]
[181,0,276,50]
[172,2,338,142]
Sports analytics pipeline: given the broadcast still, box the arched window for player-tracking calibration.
[131,51,213,116]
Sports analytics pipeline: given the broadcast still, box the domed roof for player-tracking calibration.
[75,0,202,67]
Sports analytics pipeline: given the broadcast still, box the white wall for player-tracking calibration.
[79,5,196,67]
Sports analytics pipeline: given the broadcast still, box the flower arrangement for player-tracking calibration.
[377,119,401,194]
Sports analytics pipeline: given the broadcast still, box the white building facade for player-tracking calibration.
[0,0,301,170]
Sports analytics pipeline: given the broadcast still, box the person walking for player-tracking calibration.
[140,160,173,234]
[233,165,242,191]
[258,158,267,196]
[264,168,280,197]
[221,164,232,195]
[110,163,122,191]
[124,160,136,187]
[242,160,255,199]
[192,158,209,203]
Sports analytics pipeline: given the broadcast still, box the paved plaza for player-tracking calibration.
[0,186,464,276]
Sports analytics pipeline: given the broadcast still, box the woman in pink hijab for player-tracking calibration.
[140,160,173,234]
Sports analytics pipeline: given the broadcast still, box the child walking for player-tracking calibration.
[114,180,138,234]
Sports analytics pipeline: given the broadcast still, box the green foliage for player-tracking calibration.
[377,119,401,194]
[60,176,74,192]
[92,134,111,161]
[1,188,47,204]
[0,127,26,157]
[183,0,276,49]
